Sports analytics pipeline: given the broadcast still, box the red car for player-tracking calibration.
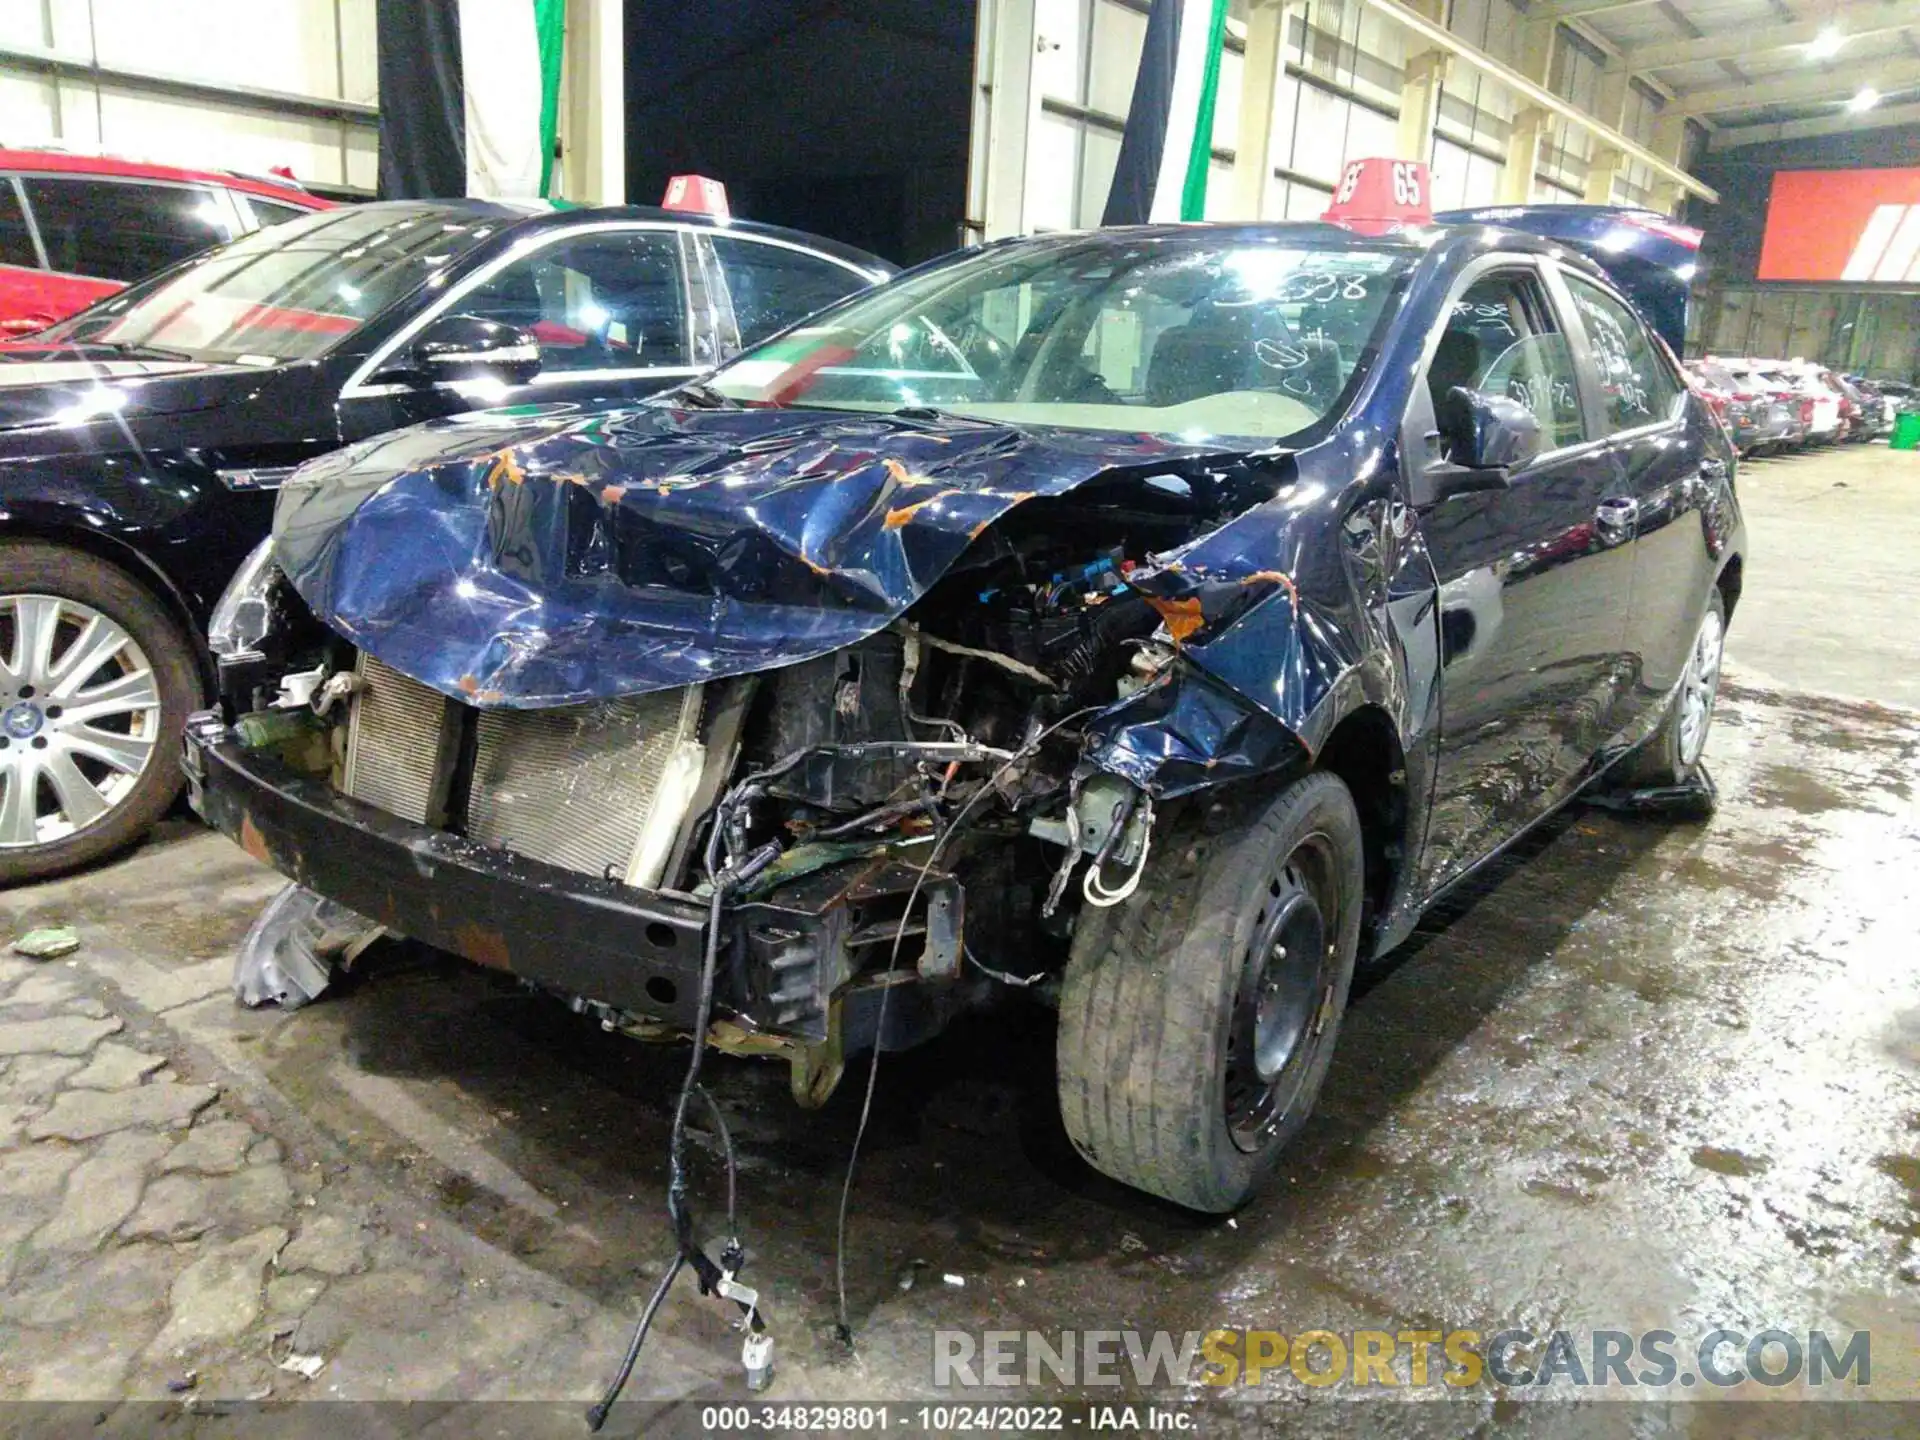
[0,148,331,337]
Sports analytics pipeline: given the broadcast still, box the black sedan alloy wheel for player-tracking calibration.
[0,542,199,885]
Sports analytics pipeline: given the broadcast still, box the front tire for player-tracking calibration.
[1,541,200,885]
[1057,771,1365,1212]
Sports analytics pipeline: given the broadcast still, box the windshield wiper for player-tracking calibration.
[664,380,740,409]
[886,405,968,431]
[61,339,195,363]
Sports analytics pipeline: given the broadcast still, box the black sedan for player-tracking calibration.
[192,209,1742,1212]
[0,201,890,882]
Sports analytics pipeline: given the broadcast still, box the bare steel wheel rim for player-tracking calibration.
[0,594,162,849]
[1677,605,1724,770]
[1223,833,1341,1155]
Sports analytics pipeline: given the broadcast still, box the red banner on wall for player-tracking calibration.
[1757,167,1920,283]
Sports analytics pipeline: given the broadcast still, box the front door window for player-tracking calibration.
[456,229,690,373]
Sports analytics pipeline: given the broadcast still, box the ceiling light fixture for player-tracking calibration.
[1807,25,1845,60]
[1847,86,1881,112]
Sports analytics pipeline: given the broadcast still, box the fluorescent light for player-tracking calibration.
[1807,25,1845,60]
[1847,87,1881,112]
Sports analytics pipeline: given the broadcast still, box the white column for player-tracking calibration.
[563,0,625,204]
[976,0,1043,240]
[1497,106,1549,205]
[1232,1,1291,219]
[1397,49,1450,165]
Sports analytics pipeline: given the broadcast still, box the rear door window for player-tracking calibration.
[710,235,870,345]
[1562,273,1683,434]
[22,176,237,282]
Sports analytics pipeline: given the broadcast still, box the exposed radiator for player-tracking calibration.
[342,656,453,824]
[339,653,707,889]
[467,686,706,886]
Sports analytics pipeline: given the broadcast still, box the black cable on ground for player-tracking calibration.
[585,1253,683,1432]
[587,814,774,1430]
[696,1082,738,1240]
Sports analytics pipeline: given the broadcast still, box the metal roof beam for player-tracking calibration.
[0,43,376,126]
[1624,2,1917,71]
[1357,0,1718,200]
[1521,0,1662,20]
[1676,60,1920,115]
[1709,98,1920,148]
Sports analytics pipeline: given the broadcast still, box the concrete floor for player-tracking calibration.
[1719,440,1920,710]
[2,440,1918,1431]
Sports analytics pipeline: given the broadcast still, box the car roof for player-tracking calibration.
[961,217,1619,273]
[0,146,328,207]
[455,200,897,276]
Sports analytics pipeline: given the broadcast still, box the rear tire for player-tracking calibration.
[0,541,200,886]
[1618,587,1726,790]
[1056,771,1365,1212]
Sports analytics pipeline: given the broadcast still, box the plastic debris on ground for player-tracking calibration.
[270,1326,327,1380]
[10,926,80,960]
[276,1353,326,1380]
[1585,765,1718,823]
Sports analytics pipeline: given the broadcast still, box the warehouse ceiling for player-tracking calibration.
[1529,0,1920,147]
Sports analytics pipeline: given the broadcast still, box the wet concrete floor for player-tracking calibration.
[4,443,1919,1432]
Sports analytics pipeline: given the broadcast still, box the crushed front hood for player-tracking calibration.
[274,403,1231,708]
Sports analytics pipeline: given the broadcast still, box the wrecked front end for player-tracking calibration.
[190,217,1435,1099]
[185,400,1373,1100]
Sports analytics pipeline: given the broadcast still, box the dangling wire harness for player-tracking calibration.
[1082,792,1152,908]
[586,806,778,1431]
[831,708,1104,1342]
[588,723,1131,1415]
[588,739,1018,1427]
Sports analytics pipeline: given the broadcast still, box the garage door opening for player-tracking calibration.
[624,1,977,266]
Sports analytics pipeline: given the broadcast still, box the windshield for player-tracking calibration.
[697,232,1415,443]
[34,204,511,364]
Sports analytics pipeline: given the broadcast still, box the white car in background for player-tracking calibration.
[1773,360,1845,440]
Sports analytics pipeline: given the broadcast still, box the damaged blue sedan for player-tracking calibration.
[186,208,1742,1212]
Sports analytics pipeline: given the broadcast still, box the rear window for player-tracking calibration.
[711,235,870,345]
[243,196,314,229]
[23,175,238,281]
[0,181,36,269]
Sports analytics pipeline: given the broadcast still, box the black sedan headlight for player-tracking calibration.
[208,539,283,662]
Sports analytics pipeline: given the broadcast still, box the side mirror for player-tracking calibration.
[1416,387,1541,505]
[391,313,542,387]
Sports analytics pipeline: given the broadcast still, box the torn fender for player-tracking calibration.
[1081,664,1311,799]
[1078,426,1441,812]
[273,403,1247,708]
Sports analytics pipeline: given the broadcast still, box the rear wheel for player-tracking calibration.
[0,541,200,885]
[1619,587,1725,789]
[1056,771,1365,1212]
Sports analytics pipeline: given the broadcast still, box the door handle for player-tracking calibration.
[1595,496,1638,539]
[1699,457,1728,479]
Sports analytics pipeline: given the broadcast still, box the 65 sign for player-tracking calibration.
[1324,158,1433,231]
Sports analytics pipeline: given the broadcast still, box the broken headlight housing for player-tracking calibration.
[208,538,281,662]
